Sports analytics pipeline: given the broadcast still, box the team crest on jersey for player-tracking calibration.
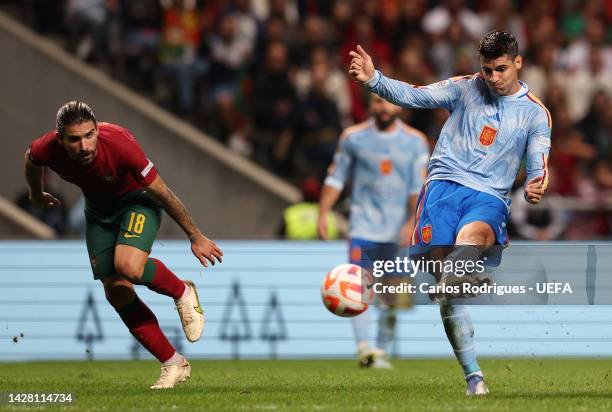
[379,159,393,175]
[479,125,498,146]
[421,224,432,244]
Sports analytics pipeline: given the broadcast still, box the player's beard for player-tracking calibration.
[374,113,397,131]
[75,149,96,166]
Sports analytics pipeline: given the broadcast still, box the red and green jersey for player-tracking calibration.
[28,122,158,215]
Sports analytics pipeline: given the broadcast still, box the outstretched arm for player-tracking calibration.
[349,45,463,110]
[24,150,61,208]
[146,175,223,267]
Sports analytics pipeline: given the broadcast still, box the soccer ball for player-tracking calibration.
[321,264,374,317]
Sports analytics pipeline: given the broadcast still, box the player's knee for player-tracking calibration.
[459,234,487,245]
[457,223,494,246]
[114,259,145,282]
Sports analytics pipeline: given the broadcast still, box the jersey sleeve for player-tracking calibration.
[28,132,56,167]
[119,128,158,186]
[525,107,552,189]
[324,132,354,190]
[409,138,430,195]
[367,71,468,111]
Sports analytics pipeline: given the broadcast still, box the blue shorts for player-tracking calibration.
[411,180,508,265]
[349,238,406,276]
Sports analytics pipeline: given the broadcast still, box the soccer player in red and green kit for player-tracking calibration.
[24,101,223,389]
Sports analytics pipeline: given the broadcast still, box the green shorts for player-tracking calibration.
[85,199,161,280]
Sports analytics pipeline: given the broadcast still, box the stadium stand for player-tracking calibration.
[0,9,303,238]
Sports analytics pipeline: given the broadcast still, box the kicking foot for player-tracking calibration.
[150,362,191,389]
[175,281,204,342]
[466,374,489,396]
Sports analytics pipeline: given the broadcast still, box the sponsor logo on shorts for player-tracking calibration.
[124,233,140,239]
[421,224,432,244]
[479,125,498,146]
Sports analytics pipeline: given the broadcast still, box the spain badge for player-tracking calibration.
[379,159,393,175]
[421,224,432,244]
[479,125,498,146]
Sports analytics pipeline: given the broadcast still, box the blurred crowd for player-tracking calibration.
[4,0,612,239]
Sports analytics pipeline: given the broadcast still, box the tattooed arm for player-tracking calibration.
[146,175,223,266]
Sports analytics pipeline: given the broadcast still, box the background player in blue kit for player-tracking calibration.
[318,94,429,369]
[348,31,552,395]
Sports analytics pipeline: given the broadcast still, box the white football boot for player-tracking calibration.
[357,343,375,368]
[371,349,393,370]
[175,281,204,342]
[150,362,191,389]
[466,374,489,396]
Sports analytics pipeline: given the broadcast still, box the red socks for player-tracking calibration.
[117,258,186,361]
[116,297,175,363]
[142,258,186,300]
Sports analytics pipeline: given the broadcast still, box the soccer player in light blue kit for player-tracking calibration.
[318,94,430,369]
[348,31,551,395]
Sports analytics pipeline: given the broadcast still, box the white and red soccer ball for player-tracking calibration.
[321,264,374,317]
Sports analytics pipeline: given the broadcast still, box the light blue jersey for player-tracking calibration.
[367,71,552,208]
[325,119,429,243]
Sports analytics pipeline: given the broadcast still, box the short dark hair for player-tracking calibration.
[478,31,519,59]
[56,101,97,137]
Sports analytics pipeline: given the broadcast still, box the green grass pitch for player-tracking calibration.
[0,359,611,411]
